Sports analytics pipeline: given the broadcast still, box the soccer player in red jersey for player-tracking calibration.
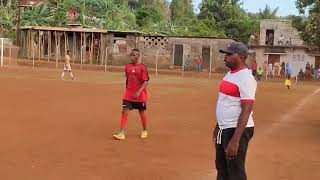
[113,49,149,140]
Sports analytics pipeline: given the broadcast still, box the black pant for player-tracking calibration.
[215,127,254,180]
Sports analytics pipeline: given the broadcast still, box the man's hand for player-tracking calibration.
[133,91,141,99]
[213,123,219,143]
[225,137,240,160]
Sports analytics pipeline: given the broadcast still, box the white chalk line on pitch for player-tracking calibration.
[262,87,320,136]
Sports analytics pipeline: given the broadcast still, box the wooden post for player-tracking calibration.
[48,31,51,62]
[38,30,41,61]
[55,31,58,68]
[99,33,103,65]
[105,47,108,72]
[96,33,101,64]
[64,32,67,57]
[90,32,94,64]
[80,33,83,69]
[32,33,35,68]
[58,33,61,63]
[209,45,213,78]
[41,32,45,58]
[156,48,159,75]
[84,32,86,66]
[73,32,76,64]
[27,30,30,60]
[182,44,185,77]
[9,42,12,65]
[0,38,3,67]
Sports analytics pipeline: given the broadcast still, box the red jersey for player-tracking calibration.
[123,63,149,102]
[252,63,257,70]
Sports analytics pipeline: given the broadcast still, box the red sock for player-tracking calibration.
[139,111,148,130]
[120,111,128,129]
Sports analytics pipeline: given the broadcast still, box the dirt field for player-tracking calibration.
[0,66,319,180]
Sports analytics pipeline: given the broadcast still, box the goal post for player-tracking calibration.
[0,38,4,67]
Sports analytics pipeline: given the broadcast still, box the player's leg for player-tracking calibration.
[139,110,148,138]
[61,70,66,80]
[227,128,254,180]
[113,100,132,140]
[134,102,148,139]
[69,70,74,80]
[215,129,228,180]
[287,74,291,90]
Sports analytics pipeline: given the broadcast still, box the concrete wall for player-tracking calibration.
[260,19,304,46]
[168,37,235,71]
[280,48,315,76]
[137,36,235,71]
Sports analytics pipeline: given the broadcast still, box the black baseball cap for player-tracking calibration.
[219,42,248,57]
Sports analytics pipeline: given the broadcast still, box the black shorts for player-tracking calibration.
[123,100,147,111]
[252,70,257,76]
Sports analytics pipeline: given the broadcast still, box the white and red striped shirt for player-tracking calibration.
[216,67,257,129]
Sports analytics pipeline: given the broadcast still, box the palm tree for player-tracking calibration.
[21,4,53,26]
[258,4,279,19]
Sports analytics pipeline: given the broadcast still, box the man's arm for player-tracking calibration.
[138,81,148,93]
[133,81,148,99]
[225,102,253,160]
[133,65,149,99]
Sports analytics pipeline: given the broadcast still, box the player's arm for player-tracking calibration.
[125,66,128,88]
[133,80,148,99]
[138,81,148,92]
[226,103,253,160]
[133,65,149,99]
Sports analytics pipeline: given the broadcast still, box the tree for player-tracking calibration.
[170,0,194,23]
[258,4,279,19]
[21,4,53,26]
[295,0,320,47]
[0,0,17,38]
[198,0,259,42]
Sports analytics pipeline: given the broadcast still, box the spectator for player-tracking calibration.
[285,63,293,90]
[195,55,203,72]
[274,62,281,77]
[297,69,304,80]
[278,34,284,46]
[257,67,264,81]
[305,62,312,79]
[315,66,319,80]
[252,60,257,77]
[268,62,273,78]
[280,62,286,78]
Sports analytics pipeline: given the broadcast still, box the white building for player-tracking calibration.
[251,19,320,76]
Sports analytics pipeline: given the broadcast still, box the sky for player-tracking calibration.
[193,0,301,16]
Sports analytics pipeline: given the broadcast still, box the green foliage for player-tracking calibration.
[135,7,163,27]
[21,4,53,26]
[198,0,259,42]
[0,0,17,38]
[170,0,194,23]
[294,0,320,47]
[258,4,279,19]
[0,0,292,44]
